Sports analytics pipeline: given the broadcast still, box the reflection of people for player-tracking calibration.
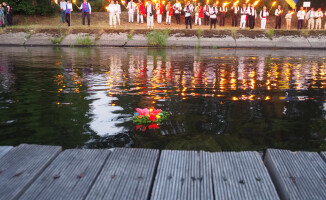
[79,0,92,26]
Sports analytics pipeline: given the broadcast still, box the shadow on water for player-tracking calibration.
[0,47,325,152]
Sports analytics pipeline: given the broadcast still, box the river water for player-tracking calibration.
[0,47,325,152]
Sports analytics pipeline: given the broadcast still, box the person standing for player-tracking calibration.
[115,1,121,26]
[219,4,227,26]
[156,1,163,24]
[108,0,117,28]
[146,0,154,28]
[274,5,282,29]
[246,3,251,27]
[173,0,182,24]
[240,4,247,29]
[203,2,210,26]
[79,0,91,26]
[127,0,136,23]
[210,3,218,29]
[0,4,5,27]
[2,2,11,26]
[166,1,173,25]
[184,1,193,29]
[306,7,315,30]
[231,4,239,27]
[315,8,323,30]
[297,6,305,30]
[249,4,257,29]
[137,1,145,24]
[194,2,203,26]
[285,10,292,30]
[259,6,268,30]
[65,0,73,27]
[60,0,67,23]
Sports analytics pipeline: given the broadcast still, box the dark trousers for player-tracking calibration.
[6,13,12,26]
[232,14,238,26]
[204,14,210,25]
[175,14,181,24]
[249,15,255,29]
[185,16,192,29]
[82,12,90,25]
[210,18,217,29]
[66,13,71,26]
[220,13,225,26]
[297,19,304,30]
[246,14,249,27]
[275,16,281,29]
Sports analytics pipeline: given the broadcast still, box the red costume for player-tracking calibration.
[198,6,203,18]
[168,6,173,16]
[159,3,164,14]
[139,3,145,16]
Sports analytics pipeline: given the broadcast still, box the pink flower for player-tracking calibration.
[136,108,149,116]
[149,109,162,116]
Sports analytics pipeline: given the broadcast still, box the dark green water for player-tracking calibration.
[0,47,325,152]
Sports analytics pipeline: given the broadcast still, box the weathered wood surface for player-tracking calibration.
[0,144,61,200]
[85,148,159,200]
[19,149,111,200]
[0,146,12,159]
[265,149,326,200]
[211,152,280,200]
[151,150,213,200]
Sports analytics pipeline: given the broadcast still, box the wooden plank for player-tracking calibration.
[265,149,326,200]
[0,146,12,159]
[19,149,111,200]
[85,148,159,200]
[0,144,61,200]
[151,150,214,200]
[211,151,280,200]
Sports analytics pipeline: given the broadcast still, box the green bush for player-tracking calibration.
[147,29,170,47]
[76,36,94,45]
[7,0,56,15]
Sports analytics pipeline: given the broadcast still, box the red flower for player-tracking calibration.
[148,123,160,129]
[149,114,156,122]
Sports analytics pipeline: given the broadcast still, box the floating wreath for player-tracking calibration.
[133,108,169,125]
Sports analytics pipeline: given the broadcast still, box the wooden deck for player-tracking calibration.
[0,144,325,200]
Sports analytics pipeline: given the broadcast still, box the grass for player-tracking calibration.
[127,29,134,40]
[147,29,170,47]
[197,28,203,39]
[267,29,274,40]
[76,35,94,45]
[231,30,237,40]
[50,36,64,45]
[301,29,310,38]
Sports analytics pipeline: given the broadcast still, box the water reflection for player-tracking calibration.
[0,47,325,152]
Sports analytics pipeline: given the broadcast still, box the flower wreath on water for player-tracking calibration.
[133,108,169,125]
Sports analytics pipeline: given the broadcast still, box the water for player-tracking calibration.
[0,47,325,152]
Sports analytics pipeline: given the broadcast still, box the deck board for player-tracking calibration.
[19,149,111,200]
[264,149,326,200]
[151,150,214,200]
[0,144,61,200]
[211,151,280,200]
[0,146,12,159]
[321,152,326,162]
[85,148,159,200]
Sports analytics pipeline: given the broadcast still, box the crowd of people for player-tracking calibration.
[0,2,12,27]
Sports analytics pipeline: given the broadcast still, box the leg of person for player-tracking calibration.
[189,16,192,29]
[300,20,303,29]
[137,13,139,23]
[166,13,168,24]
[214,18,216,29]
[61,10,65,23]
[186,17,189,29]
[66,13,70,27]
[147,15,150,28]
[114,15,117,28]
[199,18,201,25]
[235,15,238,27]
[279,18,281,29]
[275,17,278,29]
[87,13,90,25]
[253,17,255,29]
[195,15,198,25]
[232,14,234,26]
[223,14,225,26]
[178,14,181,24]
[109,13,113,27]
[82,12,86,25]
[151,15,154,28]
[117,14,120,25]
[141,15,143,23]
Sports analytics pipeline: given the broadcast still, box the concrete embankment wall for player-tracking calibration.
[0,29,326,49]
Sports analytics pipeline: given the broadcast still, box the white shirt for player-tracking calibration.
[315,11,323,18]
[297,10,306,20]
[220,6,227,12]
[107,4,116,14]
[246,7,251,15]
[210,6,218,18]
[184,4,193,17]
[232,6,239,14]
[260,10,269,19]
[250,8,257,17]
[204,5,210,13]
[241,7,246,15]
[127,2,136,13]
[60,1,67,10]
[285,13,292,20]
[115,4,121,14]
[307,10,315,19]
[173,2,182,14]
[147,4,153,15]
[275,9,282,16]
[66,3,73,11]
